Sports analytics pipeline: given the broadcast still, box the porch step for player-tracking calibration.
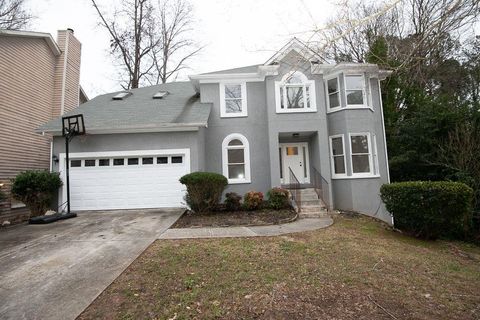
[298,188,328,218]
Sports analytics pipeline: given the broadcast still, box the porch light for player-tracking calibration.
[292,133,300,137]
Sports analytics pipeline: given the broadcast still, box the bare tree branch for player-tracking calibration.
[0,0,32,30]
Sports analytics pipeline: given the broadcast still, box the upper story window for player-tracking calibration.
[345,75,366,106]
[219,83,247,118]
[275,71,317,113]
[326,73,371,113]
[222,133,251,184]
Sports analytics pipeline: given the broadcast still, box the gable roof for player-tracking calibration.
[200,64,262,75]
[0,29,61,56]
[38,81,212,135]
[264,37,324,65]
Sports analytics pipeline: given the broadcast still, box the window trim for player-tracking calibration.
[219,82,248,118]
[222,133,251,184]
[329,134,347,178]
[325,73,374,114]
[325,75,341,112]
[275,71,317,113]
[348,132,374,177]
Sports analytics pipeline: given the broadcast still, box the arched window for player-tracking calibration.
[275,71,317,113]
[222,133,251,184]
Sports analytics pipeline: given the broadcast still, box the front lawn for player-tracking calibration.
[79,215,480,320]
[172,208,297,228]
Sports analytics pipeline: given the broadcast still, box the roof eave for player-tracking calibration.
[0,29,61,56]
[37,123,208,136]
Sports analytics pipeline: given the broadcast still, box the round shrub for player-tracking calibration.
[267,187,290,210]
[243,191,264,211]
[225,192,242,211]
[380,181,474,240]
[11,170,63,217]
[179,172,228,213]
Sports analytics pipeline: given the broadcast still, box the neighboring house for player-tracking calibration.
[38,39,392,223]
[0,29,84,224]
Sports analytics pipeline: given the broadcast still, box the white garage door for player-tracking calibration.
[63,149,190,211]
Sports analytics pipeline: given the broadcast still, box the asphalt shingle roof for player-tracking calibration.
[200,64,261,75]
[38,81,212,134]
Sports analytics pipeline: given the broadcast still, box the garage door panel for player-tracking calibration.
[67,151,189,211]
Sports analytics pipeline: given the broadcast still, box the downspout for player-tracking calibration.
[60,31,70,115]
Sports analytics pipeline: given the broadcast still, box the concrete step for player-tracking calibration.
[299,211,328,218]
[301,199,324,206]
[300,207,328,214]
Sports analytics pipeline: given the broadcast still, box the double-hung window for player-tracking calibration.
[222,133,251,184]
[326,77,340,110]
[275,71,316,113]
[329,135,346,177]
[349,133,373,176]
[345,75,366,107]
[220,83,247,117]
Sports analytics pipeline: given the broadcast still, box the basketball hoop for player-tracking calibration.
[62,114,86,139]
[62,114,86,216]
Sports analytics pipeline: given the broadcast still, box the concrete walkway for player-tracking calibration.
[158,216,333,239]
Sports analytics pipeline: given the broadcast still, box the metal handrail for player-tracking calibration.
[312,167,330,210]
[287,167,301,213]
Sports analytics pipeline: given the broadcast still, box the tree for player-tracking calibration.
[0,0,32,30]
[91,0,200,89]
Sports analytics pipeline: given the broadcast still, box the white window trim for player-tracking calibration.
[344,74,370,109]
[329,134,347,179]
[222,133,251,184]
[219,82,248,118]
[372,134,380,175]
[275,71,317,113]
[326,73,374,114]
[325,75,342,113]
[348,132,375,178]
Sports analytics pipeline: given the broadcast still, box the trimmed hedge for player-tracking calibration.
[267,187,290,210]
[11,170,63,217]
[179,172,228,213]
[380,181,474,240]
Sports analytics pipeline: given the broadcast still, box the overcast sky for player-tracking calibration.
[28,0,479,98]
[28,0,337,98]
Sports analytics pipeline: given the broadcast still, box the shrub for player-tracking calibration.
[225,192,242,211]
[11,170,63,218]
[267,187,290,210]
[243,191,264,211]
[380,181,474,240]
[179,172,228,213]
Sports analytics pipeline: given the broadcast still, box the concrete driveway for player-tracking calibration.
[0,209,183,320]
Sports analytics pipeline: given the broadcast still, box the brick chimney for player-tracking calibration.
[52,29,82,117]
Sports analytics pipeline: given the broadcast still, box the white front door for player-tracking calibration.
[280,143,310,184]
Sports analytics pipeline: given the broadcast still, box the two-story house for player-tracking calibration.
[38,39,392,223]
[0,29,85,224]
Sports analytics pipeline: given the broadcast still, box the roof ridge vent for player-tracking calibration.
[112,91,132,100]
[153,91,169,99]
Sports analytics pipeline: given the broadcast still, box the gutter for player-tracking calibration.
[36,122,209,136]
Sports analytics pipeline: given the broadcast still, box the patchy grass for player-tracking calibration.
[172,208,296,228]
[79,215,480,320]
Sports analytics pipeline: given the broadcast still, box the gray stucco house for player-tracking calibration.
[39,39,392,223]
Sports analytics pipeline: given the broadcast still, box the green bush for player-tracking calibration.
[380,181,474,240]
[243,191,264,211]
[11,170,63,217]
[225,192,242,211]
[267,187,290,210]
[179,172,228,213]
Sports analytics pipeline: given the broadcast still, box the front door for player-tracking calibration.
[279,143,310,184]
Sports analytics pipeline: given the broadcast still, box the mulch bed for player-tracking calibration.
[172,208,297,228]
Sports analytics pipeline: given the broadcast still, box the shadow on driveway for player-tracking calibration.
[0,208,183,320]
